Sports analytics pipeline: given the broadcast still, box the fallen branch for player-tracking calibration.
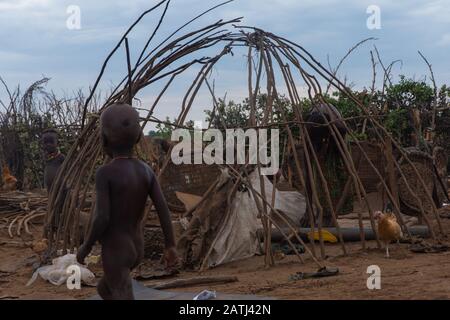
[0,295,18,300]
[150,275,238,290]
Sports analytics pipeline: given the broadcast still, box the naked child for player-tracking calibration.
[76,103,178,300]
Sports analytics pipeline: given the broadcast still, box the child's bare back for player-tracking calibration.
[76,103,177,300]
[97,158,172,266]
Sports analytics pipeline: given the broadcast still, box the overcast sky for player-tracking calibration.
[1,0,449,127]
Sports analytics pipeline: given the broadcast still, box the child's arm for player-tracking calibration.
[148,171,175,248]
[77,167,110,264]
[148,172,178,268]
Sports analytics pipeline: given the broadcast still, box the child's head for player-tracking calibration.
[100,103,141,157]
[42,129,59,154]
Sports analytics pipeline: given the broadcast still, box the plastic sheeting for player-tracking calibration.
[87,280,273,300]
[27,254,96,287]
[206,171,306,267]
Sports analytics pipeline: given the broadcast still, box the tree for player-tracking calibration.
[149,117,194,139]
[205,94,293,129]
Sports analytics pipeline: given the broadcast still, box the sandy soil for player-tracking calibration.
[1,216,450,300]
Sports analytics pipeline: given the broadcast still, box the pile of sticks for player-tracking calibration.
[0,191,47,238]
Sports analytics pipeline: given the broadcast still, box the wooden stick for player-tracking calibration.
[151,275,238,290]
[384,137,399,208]
[124,37,133,105]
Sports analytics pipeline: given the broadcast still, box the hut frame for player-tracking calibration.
[44,0,444,268]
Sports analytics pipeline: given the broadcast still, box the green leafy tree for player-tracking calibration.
[205,94,293,128]
[386,76,434,111]
[150,117,194,139]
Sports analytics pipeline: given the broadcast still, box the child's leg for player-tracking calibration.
[97,276,112,300]
[131,243,144,270]
[101,241,137,300]
[104,267,134,300]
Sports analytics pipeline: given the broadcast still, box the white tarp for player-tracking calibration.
[207,171,306,267]
[27,254,96,287]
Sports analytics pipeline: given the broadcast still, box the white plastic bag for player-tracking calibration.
[26,254,96,287]
[193,290,216,300]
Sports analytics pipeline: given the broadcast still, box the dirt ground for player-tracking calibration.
[1,217,450,300]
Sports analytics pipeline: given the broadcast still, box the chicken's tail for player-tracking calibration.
[2,165,17,183]
[2,165,11,176]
